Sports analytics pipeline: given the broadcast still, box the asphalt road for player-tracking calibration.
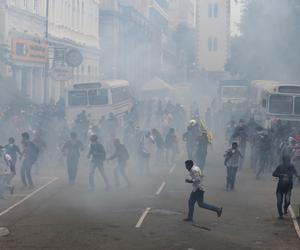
[0,144,300,250]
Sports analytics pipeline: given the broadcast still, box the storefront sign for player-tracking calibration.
[11,38,48,63]
[50,65,73,81]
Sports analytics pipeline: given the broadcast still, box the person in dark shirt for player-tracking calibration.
[273,155,300,219]
[151,128,165,167]
[87,135,109,190]
[165,128,178,166]
[108,138,131,188]
[5,137,22,175]
[62,132,84,185]
[21,132,39,189]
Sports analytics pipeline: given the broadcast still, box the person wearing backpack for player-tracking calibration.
[108,138,131,188]
[87,135,109,190]
[272,155,300,219]
[224,142,243,191]
[20,132,39,189]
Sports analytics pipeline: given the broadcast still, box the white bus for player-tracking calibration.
[250,80,300,127]
[66,80,133,123]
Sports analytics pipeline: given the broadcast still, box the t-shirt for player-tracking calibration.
[63,140,84,159]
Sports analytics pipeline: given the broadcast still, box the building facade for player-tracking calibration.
[196,0,230,72]
[0,0,47,103]
[99,0,170,86]
[168,0,195,28]
[47,0,101,102]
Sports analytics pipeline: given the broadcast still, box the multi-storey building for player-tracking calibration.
[196,0,231,72]
[0,0,47,103]
[99,0,170,86]
[47,0,101,102]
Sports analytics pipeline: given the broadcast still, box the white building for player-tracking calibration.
[47,0,101,102]
[196,0,231,72]
[0,0,48,103]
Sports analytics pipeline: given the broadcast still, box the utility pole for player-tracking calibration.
[43,0,49,103]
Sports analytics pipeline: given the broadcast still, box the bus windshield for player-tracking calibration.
[222,86,247,99]
[294,97,300,115]
[269,95,293,114]
[68,90,87,106]
[88,89,108,105]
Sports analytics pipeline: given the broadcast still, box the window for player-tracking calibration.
[88,89,108,106]
[208,3,218,18]
[269,95,293,114]
[208,37,218,51]
[294,97,300,115]
[111,87,130,104]
[68,90,87,106]
[213,38,218,51]
[208,4,213,17]
[213,4,218,17]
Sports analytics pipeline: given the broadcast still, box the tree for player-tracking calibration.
[226,0,300,81]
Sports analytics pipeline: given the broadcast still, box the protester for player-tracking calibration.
[87,135,109,190]
[183,160,222,222]
[62,132,84,185]
[272,155,300,219]
[224,142,243,191]
[108,138,131,188]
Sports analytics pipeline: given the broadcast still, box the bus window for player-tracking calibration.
[88,89,108,106]
[112,87,130,104]
[269,95,293,114]
[294,97,300,115]
[68,90,87,106]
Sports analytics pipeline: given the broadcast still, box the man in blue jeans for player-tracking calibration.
[183,160,222,222]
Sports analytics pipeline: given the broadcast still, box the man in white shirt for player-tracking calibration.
[183,160,223,222]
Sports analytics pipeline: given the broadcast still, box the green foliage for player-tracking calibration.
[226,0,300,81]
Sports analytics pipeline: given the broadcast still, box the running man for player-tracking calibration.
[183,160,222,222]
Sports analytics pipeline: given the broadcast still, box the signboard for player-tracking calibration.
[50,65,73,82]
[11,38,48,63]
[65,49,83,67]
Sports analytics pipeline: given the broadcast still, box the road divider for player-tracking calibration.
[0,177,59,217]
[135,207,151,228]
[156,182,166,196]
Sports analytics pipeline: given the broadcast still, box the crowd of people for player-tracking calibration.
[1,97,300,221]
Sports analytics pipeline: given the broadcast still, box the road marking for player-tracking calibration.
[169,165,176,173]
[0,177,59,217]
[156,182,166,196]
[188,248,195,250]
[288,206,300,238]
[135,207,151,228]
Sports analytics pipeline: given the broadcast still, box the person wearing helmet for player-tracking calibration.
[273,155,300,219]
[87,135,109,190]
[62,132,84,185]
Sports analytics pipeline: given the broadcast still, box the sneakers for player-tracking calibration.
[217,207,223,218]
[183,218,193,222]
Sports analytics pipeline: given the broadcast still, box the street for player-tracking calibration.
[0,144,300,250]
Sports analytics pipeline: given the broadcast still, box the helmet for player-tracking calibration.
[189,120,197,126]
